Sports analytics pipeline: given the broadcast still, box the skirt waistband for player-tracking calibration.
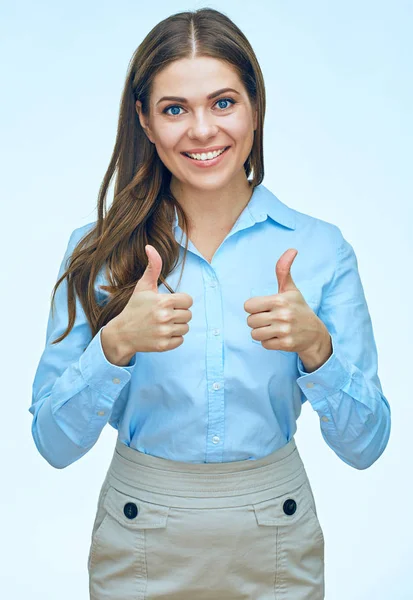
[105,438,309,509]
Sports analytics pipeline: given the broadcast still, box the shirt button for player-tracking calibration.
[321,416,329,422]
[112,377,121,384]
[209,280,217,287]
[97,411,105,416]
[306,382,314,388]
[212,382,221,390]
[212,436,220,444]
[212,329,220,336]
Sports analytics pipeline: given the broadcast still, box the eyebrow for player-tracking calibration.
[156,87,240,106]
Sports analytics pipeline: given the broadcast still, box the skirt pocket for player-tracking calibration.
[88,484,170,600]
[252,479,325,599]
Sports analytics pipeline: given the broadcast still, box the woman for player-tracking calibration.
[29,7,391,599]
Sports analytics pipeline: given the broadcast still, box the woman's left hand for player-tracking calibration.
[244,248,328,354]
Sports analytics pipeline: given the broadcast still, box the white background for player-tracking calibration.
[2,0,412,598]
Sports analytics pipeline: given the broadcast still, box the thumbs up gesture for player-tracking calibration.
[244,248,331,358]
[110,245,193,353]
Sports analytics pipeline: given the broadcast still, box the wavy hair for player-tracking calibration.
[50,6,266,345]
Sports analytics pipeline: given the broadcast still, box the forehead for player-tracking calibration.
[152,57,241,97]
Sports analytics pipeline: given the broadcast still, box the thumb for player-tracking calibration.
[276,248,299,295]
[134,245,162,293]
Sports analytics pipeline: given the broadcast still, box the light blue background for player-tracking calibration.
[2,1,411,598]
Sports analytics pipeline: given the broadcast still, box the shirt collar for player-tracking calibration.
[172,183,296,231]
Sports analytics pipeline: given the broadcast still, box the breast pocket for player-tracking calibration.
[249,286,320,353]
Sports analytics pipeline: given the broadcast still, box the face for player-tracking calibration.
[135,56,258,192]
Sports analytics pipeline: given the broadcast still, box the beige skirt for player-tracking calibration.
[88,437,325,599]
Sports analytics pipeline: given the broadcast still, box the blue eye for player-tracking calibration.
[163,97,236,117]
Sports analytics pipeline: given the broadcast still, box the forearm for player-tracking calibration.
[318,394,390,470]
[30,327,136,468]
[296,335,391,469]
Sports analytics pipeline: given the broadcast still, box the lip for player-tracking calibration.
[181,145,230,154]
[181,146,231,168]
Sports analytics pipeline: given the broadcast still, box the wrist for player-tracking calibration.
[298,327,332,373]
[101,319,135,367]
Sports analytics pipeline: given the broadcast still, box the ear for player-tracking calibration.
[135,100,155,143]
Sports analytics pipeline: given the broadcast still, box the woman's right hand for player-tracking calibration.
[110,245,193,354]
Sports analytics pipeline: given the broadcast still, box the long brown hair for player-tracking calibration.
[50,7,266,345]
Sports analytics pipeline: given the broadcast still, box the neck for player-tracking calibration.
[171,176,253,232]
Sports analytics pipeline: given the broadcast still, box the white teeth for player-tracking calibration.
[186,147,227,161]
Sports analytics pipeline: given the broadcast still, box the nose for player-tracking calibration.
[187,110,219,140]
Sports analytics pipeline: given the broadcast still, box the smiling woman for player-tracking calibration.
[135,54,258,235]
[29,5,390,600]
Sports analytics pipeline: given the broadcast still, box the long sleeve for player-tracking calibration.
[29,228,137,469]
[295,234,391,470]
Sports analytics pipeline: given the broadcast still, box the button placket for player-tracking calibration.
[203,269,225,461]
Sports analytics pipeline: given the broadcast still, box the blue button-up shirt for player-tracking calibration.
[29,183,391,469]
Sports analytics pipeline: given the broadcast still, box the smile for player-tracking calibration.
[181,146,231,168]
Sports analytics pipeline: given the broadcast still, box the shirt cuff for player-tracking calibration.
[79,326,136,398]
[296,334,352,406]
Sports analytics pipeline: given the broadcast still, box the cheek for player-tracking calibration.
[230,106,254,131]
[153,136,183,166]
[226,115,251,139]
[156,129,180,150]
[152,119,183,147]
[230,121,255,158]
